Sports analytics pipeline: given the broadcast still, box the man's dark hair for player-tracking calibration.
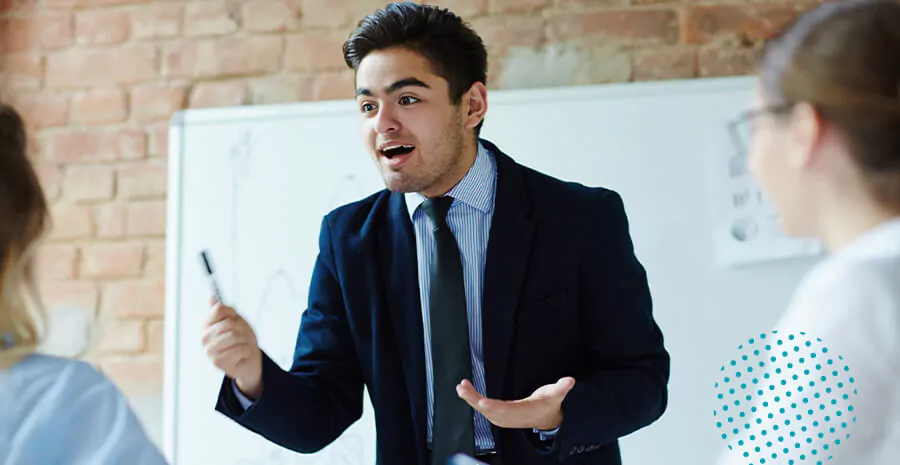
[343,1,488,134]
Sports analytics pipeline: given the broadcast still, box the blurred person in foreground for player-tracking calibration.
[716,0,900,463]
[0,104,168,465]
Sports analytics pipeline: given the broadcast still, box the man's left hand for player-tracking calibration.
[456,377,576,431]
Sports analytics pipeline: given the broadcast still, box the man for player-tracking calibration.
[203,2,670,464]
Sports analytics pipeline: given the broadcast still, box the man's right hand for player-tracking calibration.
[202,297,264,400]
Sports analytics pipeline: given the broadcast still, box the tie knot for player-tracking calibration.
[421,196,454,226]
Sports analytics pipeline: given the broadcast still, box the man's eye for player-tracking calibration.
[361,103,376,112]
[399,96,419,105]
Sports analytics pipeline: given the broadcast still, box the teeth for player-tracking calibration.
[383,145,414,151]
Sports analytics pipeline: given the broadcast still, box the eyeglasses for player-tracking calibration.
[726,104,793,159]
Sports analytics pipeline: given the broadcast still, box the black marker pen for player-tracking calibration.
[199,250,224,303]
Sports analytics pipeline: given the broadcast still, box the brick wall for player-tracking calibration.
[0,0,819,449]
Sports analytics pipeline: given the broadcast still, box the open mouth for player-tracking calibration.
[379,145,415,158]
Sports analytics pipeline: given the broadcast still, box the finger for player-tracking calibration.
[202,318,238,346]
[205,302,225,326]
[211,338,256,362]
[204,311,245,343]
[457,380,512,417]
[549,377,576,398]
[211,344,249,372]
[456,379,494,413]
[206,329,246,356]
[530,377,577,401]
[204,318,254,352]
[205,301,237,327]
[456,379,483,408]
[213,317,248,337]
[209,294,227,308]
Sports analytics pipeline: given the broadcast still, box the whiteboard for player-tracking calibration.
[163,76,824,465]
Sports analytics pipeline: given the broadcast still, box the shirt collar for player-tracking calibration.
[404,141,496,220]
[833,216,900,261]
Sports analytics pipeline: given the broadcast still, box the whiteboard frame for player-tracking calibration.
[163,110,183,462]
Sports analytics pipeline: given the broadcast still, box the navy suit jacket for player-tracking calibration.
[216,140,670,464]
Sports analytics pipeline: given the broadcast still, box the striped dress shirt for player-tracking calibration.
[404,142,497,452]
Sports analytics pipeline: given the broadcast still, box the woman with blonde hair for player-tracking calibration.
[716,0,900,463]
[0,104,167,464]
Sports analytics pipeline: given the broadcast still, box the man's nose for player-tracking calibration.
[374,106,400,134]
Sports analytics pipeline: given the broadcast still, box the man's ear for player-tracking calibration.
[462,82,487,131]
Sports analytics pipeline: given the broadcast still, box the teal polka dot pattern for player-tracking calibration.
[714,331,857,464]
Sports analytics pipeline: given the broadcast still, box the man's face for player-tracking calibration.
[355,47,472,196]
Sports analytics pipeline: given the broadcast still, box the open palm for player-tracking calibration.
[456,377,576,430]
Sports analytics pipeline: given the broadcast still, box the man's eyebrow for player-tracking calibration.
[387,77,430,94]
[355,78,431,98]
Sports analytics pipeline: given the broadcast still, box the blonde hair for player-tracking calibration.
[0,104,49,369]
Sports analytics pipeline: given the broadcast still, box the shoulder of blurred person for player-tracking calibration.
[0,353,169,465]
[779,217,900,358]
[773,218,900,464]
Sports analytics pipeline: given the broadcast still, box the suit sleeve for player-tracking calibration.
[215,215,364,454]
[556,190,670,460]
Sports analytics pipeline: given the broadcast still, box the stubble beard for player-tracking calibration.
[381,121,467,195]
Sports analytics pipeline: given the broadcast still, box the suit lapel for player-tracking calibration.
[377,192,428,458]
[480,144,535,400]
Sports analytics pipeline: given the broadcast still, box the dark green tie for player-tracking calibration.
[421,196,475,465]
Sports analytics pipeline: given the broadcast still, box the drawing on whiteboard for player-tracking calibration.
[729,216,759,242]
[228,129,261,296]
[249,267,370,464]
[326,173,372,211]
[315,434,366,465]
[253,265,375,465]
[727,152,746,178]
[238,266,371,465]
[230,129,260,173]
[249,431,367,465]
[252,268,304,370]
[260,443,300,465]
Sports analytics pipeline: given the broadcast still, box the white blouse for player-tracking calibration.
[715,217,900,465]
